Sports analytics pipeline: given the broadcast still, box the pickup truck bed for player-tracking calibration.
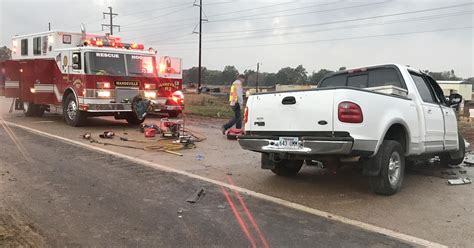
[239,64,465,195]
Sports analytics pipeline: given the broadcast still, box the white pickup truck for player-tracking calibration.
[239,64,465,195]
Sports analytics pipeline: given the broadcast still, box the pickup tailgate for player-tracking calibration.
[247,90,334,134]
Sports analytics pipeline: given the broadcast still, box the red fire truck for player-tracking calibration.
[0,29,184,126]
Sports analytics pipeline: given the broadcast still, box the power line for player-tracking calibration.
[153,10,473,45]
[149,26,473,51]
[120,2,194,17]
[204,2,474,34]
[208,0,373,22]
[121,5,194,28]
[117,1,304,32]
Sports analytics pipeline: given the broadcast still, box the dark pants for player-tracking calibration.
[223,103,242,130]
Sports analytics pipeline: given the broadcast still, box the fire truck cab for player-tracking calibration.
[0,30,184,126]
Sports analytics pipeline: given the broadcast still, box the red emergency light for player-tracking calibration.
[84,38,144,50]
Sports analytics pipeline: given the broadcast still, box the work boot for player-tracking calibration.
[221,126,226,135]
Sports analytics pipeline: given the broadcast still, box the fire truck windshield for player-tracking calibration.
[126,54,156,76]
[85,52,156,77]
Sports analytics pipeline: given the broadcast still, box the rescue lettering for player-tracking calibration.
[95,53,119,58]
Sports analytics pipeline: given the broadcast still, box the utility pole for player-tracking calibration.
[102,7,120,35]
[256,63,259,93]
[198,0,203,93]
[48,22,51,31]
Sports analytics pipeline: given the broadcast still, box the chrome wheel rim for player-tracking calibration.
[67,101,77,120]
[388,151,401,186]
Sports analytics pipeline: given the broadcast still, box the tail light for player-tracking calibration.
[171,90,184,105]
[338,101,363,123]
[244,106,249,124]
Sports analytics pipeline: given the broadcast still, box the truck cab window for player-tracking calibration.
[411,74,436,103]
[33,37,41,55]
[319,74,346,88]
[425,76,447,105]
[368,68,402,88]
[347,74,368,88]
[72,53,82,70]
[21,39,28,56]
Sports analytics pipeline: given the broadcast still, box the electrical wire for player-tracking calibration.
[208,1,386,23]
[120,2,194,17]
[122,5,195,28]
[148,26,474,51]
[204,2,474,34]
[152,10,474,45]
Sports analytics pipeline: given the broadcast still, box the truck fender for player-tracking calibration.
[373,119,411,156]
[363,120,410,176]
[62,87,79,106]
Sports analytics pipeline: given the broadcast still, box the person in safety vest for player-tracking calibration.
[222,74,245,134]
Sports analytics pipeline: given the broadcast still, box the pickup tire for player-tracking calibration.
[369,140,405,195]
[440,133,465,167]
[271,159,304,177]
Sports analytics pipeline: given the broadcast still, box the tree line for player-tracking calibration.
[183,65,473,86]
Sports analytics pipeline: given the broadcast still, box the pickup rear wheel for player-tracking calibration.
[439,133,465,167]
[369,140,405,195]
[271,159,304,177]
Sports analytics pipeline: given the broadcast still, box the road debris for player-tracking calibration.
[459,169,467,174]
[186,188,206,203]
[447,178,472,185]
[195,153,204,161]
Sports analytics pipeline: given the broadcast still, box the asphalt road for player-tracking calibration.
[0,123,416,247]
[1,97,473,247]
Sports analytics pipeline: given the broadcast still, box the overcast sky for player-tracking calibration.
[1,0,473,78]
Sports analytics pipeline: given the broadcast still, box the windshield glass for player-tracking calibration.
[126,54,156,76]
[85,52,126,76]
[85,52,156,77]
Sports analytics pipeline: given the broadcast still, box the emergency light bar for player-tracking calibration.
[83,38,144,50]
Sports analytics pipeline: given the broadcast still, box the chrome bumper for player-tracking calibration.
[238,137,353,155]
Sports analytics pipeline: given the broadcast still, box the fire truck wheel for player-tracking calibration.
[63,94,87,127]
[23,102,42,117]
[125,113,146,125]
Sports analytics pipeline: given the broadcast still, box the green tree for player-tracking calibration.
[183,67,206,85]
[309,69,333,84]
[222,65,239,84]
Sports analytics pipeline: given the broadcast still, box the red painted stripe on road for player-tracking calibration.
[220,186,257,248]
[227,175,270,248]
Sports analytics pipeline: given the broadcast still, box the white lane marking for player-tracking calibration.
[4,120,446,248]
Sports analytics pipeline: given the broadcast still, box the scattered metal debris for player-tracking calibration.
[459,169,467,174]
[186,188,206,203]
[447,178,472,185]
[217,204,226,209]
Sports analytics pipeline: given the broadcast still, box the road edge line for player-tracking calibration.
[4,121,446,248]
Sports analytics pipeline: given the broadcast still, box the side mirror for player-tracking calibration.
[448,93,462,107]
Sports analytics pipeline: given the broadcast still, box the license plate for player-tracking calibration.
[278,137,299,149]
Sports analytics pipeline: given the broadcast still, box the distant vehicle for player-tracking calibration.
[0,29,184,126]
[239,64,464,195]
